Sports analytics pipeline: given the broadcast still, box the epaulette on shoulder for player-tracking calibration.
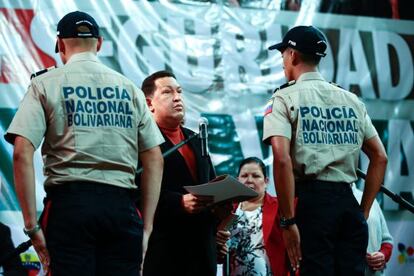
[30,66,56,80]
[271,80,296,94]
[329,82,343,89]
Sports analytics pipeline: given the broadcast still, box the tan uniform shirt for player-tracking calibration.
[5,52,164,189]
[263,72,378,183]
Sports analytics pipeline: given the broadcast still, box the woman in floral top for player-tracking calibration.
[217,157,291,276]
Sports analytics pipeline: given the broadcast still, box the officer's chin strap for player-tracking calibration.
[356,169,414,214]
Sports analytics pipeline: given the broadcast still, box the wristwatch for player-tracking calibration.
[280,216,296,229]
[23,223,41,237]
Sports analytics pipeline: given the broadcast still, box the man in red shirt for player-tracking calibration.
[137,71,217,276]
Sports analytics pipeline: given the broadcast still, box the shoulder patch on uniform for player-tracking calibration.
[271,87,280,94]
[269,80,296,94]
[329,82,343,89]
[279,80,296,91]
[264,98,273,116]
[30,66,56,80]
[281,80,296,89]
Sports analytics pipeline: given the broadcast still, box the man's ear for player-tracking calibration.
[96,37,103,52]
[146,97,154,112]
[58,38,65,54]
[291,50,300,66]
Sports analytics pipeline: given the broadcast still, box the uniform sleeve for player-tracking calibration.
[135,89,164,152]
[362,108,378,141]
[4,82,46,148]
[263,95,292,144]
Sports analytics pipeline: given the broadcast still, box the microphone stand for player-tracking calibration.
[136,131,198,176]
[223,253,230,276]
[356,169,414,214]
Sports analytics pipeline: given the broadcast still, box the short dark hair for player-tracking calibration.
[296,50,322,66]
[141,70,176,97]
[238,157,267,178]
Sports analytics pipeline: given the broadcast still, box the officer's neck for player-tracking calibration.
[292,65,318,81]
[62,49,97,64]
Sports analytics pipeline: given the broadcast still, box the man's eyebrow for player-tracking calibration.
[160,85,182,90]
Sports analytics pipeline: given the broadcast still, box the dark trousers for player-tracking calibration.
[295,181,368,276]
[41,182,143,276]
[143,230,217,276]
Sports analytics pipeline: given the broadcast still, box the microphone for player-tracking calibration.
[199,117,209,157]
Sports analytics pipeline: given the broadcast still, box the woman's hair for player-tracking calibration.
[237,157,267,178]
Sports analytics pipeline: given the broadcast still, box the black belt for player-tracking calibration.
[295,179,351,192]
[45,181,135,195]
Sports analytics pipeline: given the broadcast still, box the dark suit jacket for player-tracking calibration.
[139,127,217,276]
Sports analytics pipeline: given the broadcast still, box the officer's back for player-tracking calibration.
[275,73,372,183]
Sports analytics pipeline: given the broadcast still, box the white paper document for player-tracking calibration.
[184,174,258,204]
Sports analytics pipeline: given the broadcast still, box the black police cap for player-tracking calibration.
[268,25,327,57]
[55,11,100,53]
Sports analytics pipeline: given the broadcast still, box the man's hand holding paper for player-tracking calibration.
[182,193,214,214]
[184,175,258,205]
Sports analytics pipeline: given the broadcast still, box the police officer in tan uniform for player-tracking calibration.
[4,11,164,275]
[263,25,388,276]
